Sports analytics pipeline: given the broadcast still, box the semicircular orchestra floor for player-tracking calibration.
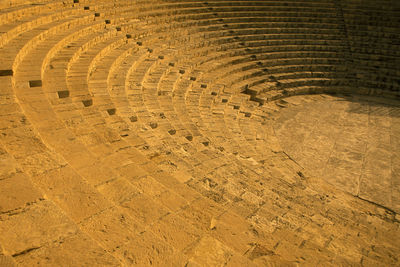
[273,94,400,213]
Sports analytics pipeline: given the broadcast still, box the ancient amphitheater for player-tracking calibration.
[0,0,399,266]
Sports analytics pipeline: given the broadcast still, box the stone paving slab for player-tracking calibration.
[273,94,400,213]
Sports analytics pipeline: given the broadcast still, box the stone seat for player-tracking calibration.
[0,1,67,21]
[89,44,194,162]
[1,0,400,265]
[0,14,95,70]
[7,11,225,266]
[0,3,84,47]
[1,74,138,266]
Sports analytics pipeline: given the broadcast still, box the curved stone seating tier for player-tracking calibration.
[33,14,216,202]
[1,72,176,265]
[0,2,76,45]
[1,0,400,266]
[340,0,400,97]
[7,16,206,264]
[152,34,346,109]
[0,0,52,9]
[86,6,380,185]
[0,13,93,68]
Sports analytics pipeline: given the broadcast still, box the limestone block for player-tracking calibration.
[13,232,120,266]
[32,166,112,222]
[0,173,43,213]
[0,200,78,256]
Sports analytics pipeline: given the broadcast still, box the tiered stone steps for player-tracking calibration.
[0,0,399,266]
[341,0,400,97]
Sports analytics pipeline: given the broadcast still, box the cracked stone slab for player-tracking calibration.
[112,230,188,266]
[0,173,43,213]
[31,166,112,223]
[185,235,234,266]
[273,95,400,213]
[79,207,145,258]
[0,200,78,255]
[13,232,120,266]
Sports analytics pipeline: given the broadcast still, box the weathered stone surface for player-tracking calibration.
[0,173,43,213]
[185,235,233,267]
[0,200,78,255]
[32,166,112,223]
[13,233,120,266]
[0,255,17,267]
[0,0,399,265]
[273,95,400,213]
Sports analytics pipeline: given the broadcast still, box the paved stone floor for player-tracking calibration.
[273,94,400,213]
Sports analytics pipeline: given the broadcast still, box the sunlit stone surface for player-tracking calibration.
[0,0,399,266]
[274,94,400,213]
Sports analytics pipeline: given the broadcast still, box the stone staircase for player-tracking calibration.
[0,0,399,266]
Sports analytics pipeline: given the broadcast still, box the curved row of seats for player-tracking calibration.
[0,0,399,266]
[341,0,400,96]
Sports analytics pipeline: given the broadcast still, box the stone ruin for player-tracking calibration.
[0,0,399,265]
